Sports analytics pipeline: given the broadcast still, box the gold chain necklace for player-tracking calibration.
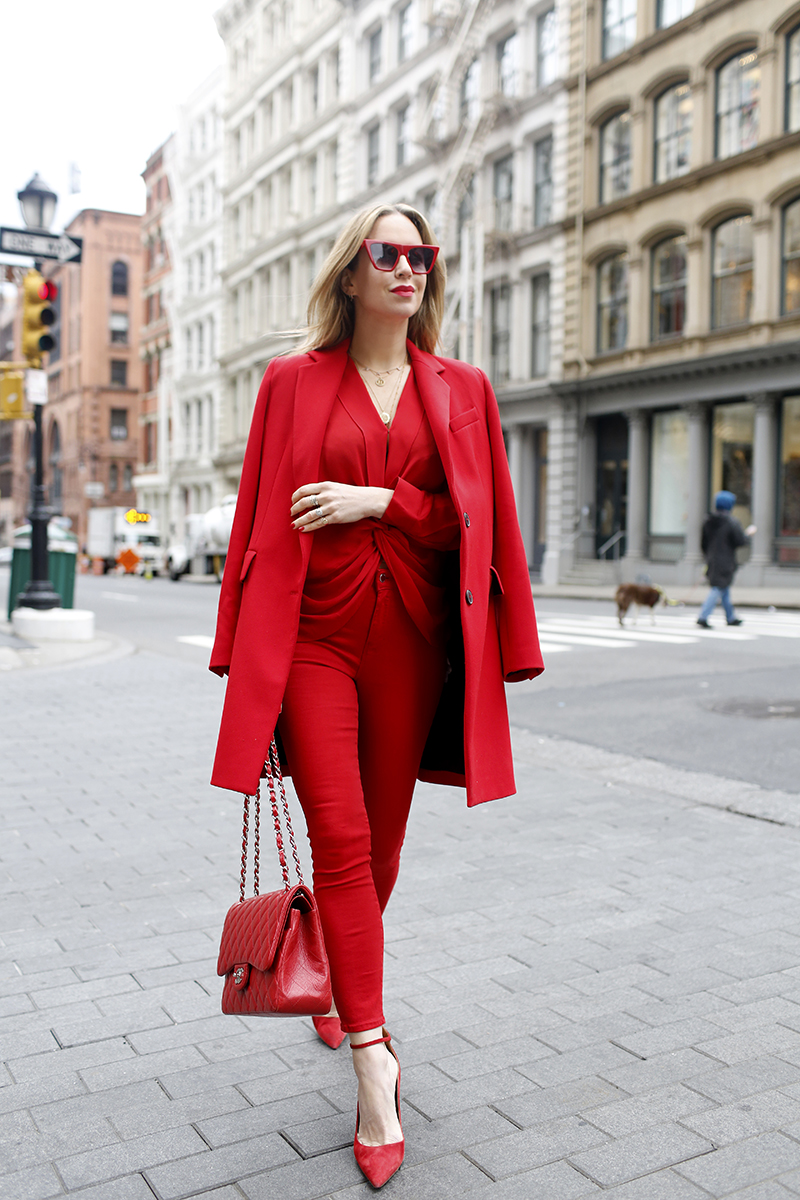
[358,360,408,426]
[349,352,406,388]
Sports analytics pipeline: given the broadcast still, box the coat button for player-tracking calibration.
[463,512,470,527]
[465,589,474,605]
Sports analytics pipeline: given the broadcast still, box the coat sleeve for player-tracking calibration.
[481,369,544,683]
[209,360,276,677]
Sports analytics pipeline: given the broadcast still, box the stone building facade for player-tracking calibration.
[551,0,800,585]
[166,69,227,538]
[135,138,175,533]
[212,0,569,554]
[36,209,144,548]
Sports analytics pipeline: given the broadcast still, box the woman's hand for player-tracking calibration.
[291,482,393,531]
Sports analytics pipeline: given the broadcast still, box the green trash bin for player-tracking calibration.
[7,522,78,618]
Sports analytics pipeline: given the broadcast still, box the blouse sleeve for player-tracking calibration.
[380,477,461,550]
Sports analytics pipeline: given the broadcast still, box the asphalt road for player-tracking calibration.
[49,571,800,797]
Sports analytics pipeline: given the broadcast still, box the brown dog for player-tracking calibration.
[615,583,665,626]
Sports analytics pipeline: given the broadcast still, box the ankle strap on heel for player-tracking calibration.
[351,1032,391,1050]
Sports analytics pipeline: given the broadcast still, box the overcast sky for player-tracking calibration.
[2,0,224,239]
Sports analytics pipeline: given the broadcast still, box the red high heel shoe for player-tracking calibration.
[351,1030,404,1188]
[312,1014,347,1049]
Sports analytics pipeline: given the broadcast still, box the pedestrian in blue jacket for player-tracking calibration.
[697,490,756,628]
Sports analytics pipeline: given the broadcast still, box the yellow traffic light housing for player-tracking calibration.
[21,269,57,367]
[0,371,30,420]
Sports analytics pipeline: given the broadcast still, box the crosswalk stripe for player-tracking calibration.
[177,635,214,648]
[538,621,697,645]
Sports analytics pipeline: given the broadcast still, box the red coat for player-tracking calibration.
[209,339,544,805]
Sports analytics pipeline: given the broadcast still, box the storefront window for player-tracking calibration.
[711,401,754,527]
[650,411,689,554]
[779,396,800,564]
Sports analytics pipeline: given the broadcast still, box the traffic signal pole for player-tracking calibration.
[16,265,60,610]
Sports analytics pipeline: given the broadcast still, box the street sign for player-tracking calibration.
[0,226,82,263]
[26,368,48,406]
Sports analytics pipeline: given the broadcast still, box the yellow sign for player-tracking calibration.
[0,372,30,420]
[124,509,151,524]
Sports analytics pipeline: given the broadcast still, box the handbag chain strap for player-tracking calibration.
[239,737,304,902]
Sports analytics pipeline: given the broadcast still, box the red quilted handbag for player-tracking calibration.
[217,740,333,1017]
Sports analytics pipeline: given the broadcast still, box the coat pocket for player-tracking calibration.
[239,549,257,582]
[449,407,479,432]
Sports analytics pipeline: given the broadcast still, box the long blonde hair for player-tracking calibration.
[298,203,446,355]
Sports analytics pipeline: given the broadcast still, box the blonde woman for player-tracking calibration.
[210,202,543,1186]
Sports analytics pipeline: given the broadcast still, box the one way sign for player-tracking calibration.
[0,226,83,264]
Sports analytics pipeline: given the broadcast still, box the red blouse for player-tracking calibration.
[298,358,460,644]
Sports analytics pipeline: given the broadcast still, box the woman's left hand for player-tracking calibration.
[291,482,393,531]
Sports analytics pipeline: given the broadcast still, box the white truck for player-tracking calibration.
[87,507,166,575]
[166,495,236,581]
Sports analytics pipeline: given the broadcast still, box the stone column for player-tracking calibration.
[749,393,778,568]
[751,217,773,325]
[624,409,649,561]
[682,402,709,567]
[683,238,704,338]
[626,256,644,350]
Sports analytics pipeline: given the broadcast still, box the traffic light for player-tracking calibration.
[21,270,57,367]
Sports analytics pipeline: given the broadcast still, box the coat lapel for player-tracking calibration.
[292,342,350,494]
[407,340,454,488]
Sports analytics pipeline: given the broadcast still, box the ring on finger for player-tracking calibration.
[312,495,321,509]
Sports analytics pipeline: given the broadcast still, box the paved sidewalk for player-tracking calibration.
[4,651,800,1198]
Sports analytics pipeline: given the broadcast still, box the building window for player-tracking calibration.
[783,198,800,315]
[496,33,518,97]
[654,84,692,182]
[111,261,128,296]
[602,0,637,60]
[597,254,629,353]
[369,26,382,83]
[457,176,475,240]
[712,215,753,328]
[712,402,754,526]
[493,155,514,231]
[310,65,320,114]
[650,410,689,542]
[308,154,318,213]
[110,312,129,344]
[491,283,511,386]
[787,26,800,132]
[396,105,410,168]
[537,10,557,87]
[716,50,760,158]
[367,124,380,185]
[651,236,687,340]
[600,112,631,203]
[110,408,128,440]
[460,58,480,124]
[109,463,118,493]
[398,2,412,62]
[657,0,693,27]
[185,328,193,371]
[534,136,553,227]
[531,274,551,377]
[123,463,133,491]
[110,360,128,387]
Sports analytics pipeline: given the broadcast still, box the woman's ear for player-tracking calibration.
[341,270,355,299]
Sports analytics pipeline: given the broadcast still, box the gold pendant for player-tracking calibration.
[381,412,390,424]
[375,376,386,386]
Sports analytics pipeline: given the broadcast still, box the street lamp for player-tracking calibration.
[17,174,58,232]
[15,174,61,611]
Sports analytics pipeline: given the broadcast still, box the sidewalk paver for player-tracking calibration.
[3,646,800,1198]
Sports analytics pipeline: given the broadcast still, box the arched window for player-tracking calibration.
[602,0,636,60]
[712,215,753,328]
[123,463,133,491]
[597,253,629,352]
[651,236,687,339]
[654,84,692,182]
[111,261,128,296]
[782,198,800,315]
[716,50,760,158]
[787,26,800,132]
[600,112,631,203]
[49,422,62,513]
[109,462,119,493]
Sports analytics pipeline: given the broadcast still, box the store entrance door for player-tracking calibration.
[596,413,628,557]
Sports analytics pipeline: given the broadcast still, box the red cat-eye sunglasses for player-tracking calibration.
[360,239,440,275]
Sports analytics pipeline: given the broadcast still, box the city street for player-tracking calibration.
[3,574,800,1198]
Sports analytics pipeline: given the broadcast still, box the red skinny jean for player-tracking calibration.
[278,568,446,1033]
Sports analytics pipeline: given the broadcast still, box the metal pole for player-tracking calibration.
[16,260,61,610]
